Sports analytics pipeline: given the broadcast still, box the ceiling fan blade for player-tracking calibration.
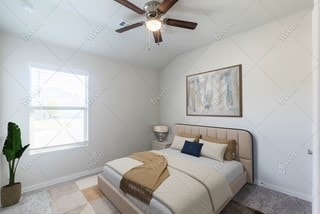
[153,31,163,43]
[114,0,145,15]
[115,22,144,33]
[158,0,178,14]
[164,18,197,30]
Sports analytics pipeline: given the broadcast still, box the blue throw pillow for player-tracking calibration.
[181,140,203,157]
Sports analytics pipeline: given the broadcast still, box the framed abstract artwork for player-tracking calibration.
[186,64,242,117]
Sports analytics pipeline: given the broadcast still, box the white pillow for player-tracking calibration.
[199,139,228,162]
[170,135,195,150]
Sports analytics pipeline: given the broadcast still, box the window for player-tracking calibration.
[29,66,89,153]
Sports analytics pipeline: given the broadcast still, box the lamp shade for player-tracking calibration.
[153,125,169,133]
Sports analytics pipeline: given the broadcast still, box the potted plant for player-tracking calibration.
[1,122,29,207]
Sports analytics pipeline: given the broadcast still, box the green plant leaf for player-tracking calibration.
[2,148,14,162]
[2,122,21,161]
[16,144,30,159]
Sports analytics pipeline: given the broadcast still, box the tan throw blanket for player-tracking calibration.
[120,151,170,204]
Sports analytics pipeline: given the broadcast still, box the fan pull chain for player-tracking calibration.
[148,30,151,51]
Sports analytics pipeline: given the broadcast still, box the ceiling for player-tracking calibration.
[0,0,314,70]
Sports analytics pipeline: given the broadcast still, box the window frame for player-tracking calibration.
[28,65,89,154]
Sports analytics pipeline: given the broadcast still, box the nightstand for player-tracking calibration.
[152,140,171,150]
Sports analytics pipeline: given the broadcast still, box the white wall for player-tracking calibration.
[312,0,320,211]
[160,10,313,200]
[0,33,160,190]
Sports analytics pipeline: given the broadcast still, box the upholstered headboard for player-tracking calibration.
[173,124,254,184]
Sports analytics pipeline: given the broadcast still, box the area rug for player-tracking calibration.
[48,175,119,214]
[48,175,264,214]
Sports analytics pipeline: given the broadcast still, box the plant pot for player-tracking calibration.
[1,183,21,207]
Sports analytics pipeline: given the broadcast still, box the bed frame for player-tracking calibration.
[98,124,254,214]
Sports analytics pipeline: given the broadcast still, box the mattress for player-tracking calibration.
[101,148,243,213]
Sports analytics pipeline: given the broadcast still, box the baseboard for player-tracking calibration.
[255,179,312,202]
[22,167,103,193]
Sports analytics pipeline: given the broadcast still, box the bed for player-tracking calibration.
[98,124,254,213]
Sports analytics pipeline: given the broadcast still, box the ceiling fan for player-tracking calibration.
[114,0,198,43]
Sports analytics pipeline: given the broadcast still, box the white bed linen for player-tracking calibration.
[103,165,172,214]
[101,148,243,214]
[154,148,244,183]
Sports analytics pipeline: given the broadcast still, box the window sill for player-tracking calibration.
[29,142,88,155]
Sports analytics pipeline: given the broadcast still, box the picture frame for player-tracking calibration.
[186,64,242,117]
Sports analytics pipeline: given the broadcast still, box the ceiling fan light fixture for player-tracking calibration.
[146,19,162,32]
[114,0,198,44]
